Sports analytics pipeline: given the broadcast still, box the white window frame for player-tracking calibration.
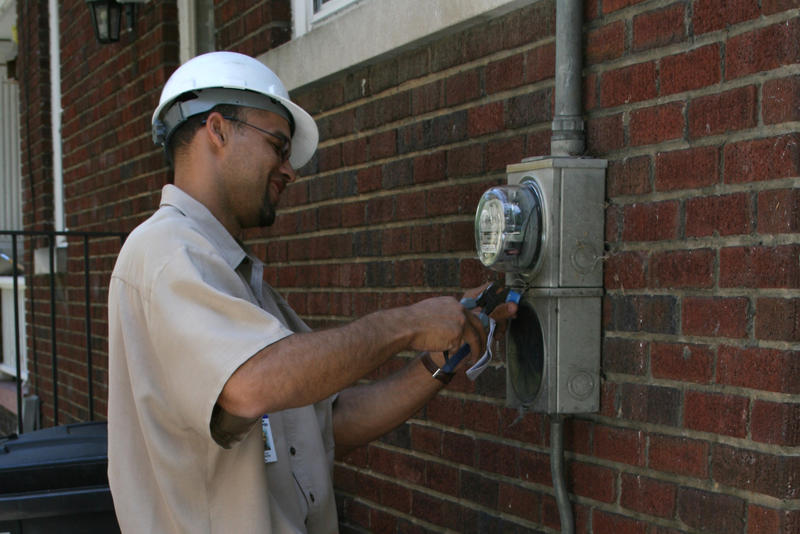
[292,0,361,38]
[0,276,27,381]
[177,0,215,63]
[268,0,532,91]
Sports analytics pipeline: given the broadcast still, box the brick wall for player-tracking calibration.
[16,0,799,532]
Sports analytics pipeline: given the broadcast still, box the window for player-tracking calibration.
[0,275,26,380]
[292,0,361,38]
[178,0,215,63]
[266,0,530,91]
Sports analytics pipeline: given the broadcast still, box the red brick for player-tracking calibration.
[688,86,758,139]
[518,449,552,486]
[605,250,647,290]
[602,337,648,375]
[592,510,647,534]
[660,44,721,95]
[720,245,800,288]
[632,3,685,51]
[621,201,680,241]
[607,156,651,197]
[693,0,761,34]
[357,166,382,193]
[651,342,715,384]
[763,0,800,14]
[486,53,524,94]
[602,0,645,14]
[427,396,464,428]
[751,400,800,446]
[445,69,481,106]
[441,431,474,467]
[586,113,625,153]
[649,435,708,478]
[568,462,616,503]
[655,146,719,191]
[725,134,800,183]
[649,249,714,288]
[594,426,646,466]
[477,439,518,478]
[497,483,541,523]
[586,21,625,64]
[619,383,681,426]
[445,144,484,178]
[718,346,800,394]
[726,19,800,80]
[606,294,679,335]
[525,42,556,83]
[764,75,800,124]
[606,204,621,243]
[467,101,505,137]
[677,487,745,534]
[620,474,676,518]
[682,296,749,338]
[756,298,800,342]
[600,61,658,107]
[747,505,800,534]
[630,103,684,146]
[425,461,459,495]
[461,400,500,434]
[412,152,446,184]
[686,193,751,237]
[368,446,425,484]
[411,81,442,115]
[684,390,749,437]
[486,135,525,171]
[713,444,800,499]
[758,188,800,234]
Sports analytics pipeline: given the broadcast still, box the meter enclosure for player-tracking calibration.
[475,157,606,414]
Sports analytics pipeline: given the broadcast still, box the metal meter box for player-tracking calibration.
[475,157,606,414]
[505,157,606,289]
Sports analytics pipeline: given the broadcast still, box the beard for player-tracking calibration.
[258,189,277,227]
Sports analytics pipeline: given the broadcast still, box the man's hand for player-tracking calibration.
[463,282,518,337]
[404,296,487,358]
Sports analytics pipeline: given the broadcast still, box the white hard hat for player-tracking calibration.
[152,51,318,169]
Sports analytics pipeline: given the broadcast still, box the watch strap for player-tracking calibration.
[420,353,454,384]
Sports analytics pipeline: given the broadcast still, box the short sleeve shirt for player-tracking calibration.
[108,185,338,533]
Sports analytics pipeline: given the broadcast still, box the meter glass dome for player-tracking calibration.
[474,180,544,273]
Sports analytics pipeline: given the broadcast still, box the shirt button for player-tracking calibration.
[309,493,315,503]
[289,446,296,456]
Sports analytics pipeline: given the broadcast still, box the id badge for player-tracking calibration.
[262,415,278,464]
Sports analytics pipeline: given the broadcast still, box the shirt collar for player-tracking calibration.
[159,184,248,270]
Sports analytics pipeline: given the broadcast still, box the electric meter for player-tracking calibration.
[474,180,544,273]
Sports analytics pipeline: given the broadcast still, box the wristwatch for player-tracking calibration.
[420,353,454,384]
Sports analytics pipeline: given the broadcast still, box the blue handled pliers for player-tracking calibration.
[438,283,521,374]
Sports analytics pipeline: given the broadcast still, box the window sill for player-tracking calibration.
[260,0,530,91]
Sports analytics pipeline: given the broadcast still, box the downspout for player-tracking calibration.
[549,1,584,533]
[48,0,64,239]
[550,0,585,157]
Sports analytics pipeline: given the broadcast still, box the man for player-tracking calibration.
[108,51,515,533]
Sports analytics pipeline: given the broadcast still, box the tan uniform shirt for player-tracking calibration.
[108,185,338,533]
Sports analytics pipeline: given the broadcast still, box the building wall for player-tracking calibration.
[16,0,799,532]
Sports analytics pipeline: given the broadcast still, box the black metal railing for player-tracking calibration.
[0,230,126,434]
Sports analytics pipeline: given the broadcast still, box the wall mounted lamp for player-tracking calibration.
[86,0,148,44]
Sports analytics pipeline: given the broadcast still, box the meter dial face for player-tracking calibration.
[474,181,545,273]
[477,198,506,265]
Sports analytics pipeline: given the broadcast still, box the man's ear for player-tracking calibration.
[204,111,228,148]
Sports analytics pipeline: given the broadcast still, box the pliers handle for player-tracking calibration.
[442,283,521,373]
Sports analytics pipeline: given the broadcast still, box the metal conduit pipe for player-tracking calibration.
[550,414,574,534]
[550,0,585,156]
